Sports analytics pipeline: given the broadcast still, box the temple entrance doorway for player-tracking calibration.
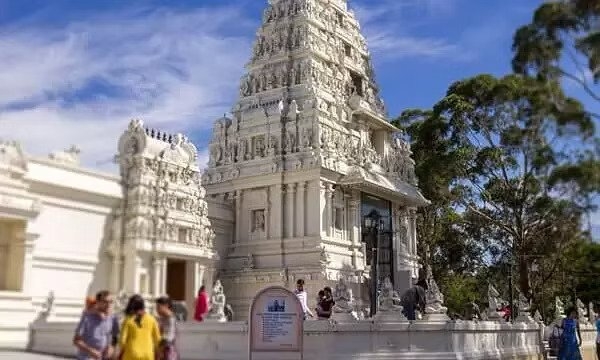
[166,259,186,301]
[0,219,26,292]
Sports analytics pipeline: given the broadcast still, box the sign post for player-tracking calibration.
[248,286,304,360]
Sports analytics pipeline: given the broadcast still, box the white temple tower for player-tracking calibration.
[111,120,219,311]
[203,0,428,318]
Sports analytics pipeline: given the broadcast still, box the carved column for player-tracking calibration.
[295,181,306,238]
[110,256,122,293]
[269,184,283,240]
[160,258,168,295]
[408,208,417,256]
[122,247,137,294]
[234,190,242,243]
[324,183,333,237]
[349,196,361,246]
[284,183,296,238]
[153,256,162,297]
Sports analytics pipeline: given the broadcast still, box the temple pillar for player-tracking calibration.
[295,181,306,238]
[234,190,242,243]
[122,247,137,294]
[306,180,320,237]
[153,256,163,297]
[324,183,333,237]
[349,195,360,246]
[269,184,283,240]
[160,258,168,295]
[110,256,122,293]
[284,183,296,238]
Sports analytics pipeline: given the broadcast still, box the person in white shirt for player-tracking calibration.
[294,279,314,320]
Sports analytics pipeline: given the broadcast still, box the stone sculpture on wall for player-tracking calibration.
[576,298,588,324]
[424,269,449,321]
[374,277,405,322]
[516,293,533,323]
[589,302,597,322]
[331,277,358,322]
[207,280,227,323]
[487,284,503,321]
[554,297,565,322]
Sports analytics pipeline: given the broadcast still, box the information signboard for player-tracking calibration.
[248,286,303,359]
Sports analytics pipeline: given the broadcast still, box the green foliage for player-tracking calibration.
[397,74,597,304]
[440,274,480,317]
[512,0,600,103]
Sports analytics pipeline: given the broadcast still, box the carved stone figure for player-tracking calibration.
[487,284,503,321]
[49,145,81,166]
[377,277,403,313]
[252,209,265,233]
[576,298,588,323]
[424,273,449,321]
[515,293,534,323]
[242,253,255,271]
[41,291,55,316]
[589,302,597,322]
[554,297,565,321]
[533,310,543,323]
[332,277,353,314]
[207,280,227,322]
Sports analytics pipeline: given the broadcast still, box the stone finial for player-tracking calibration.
[49,145,81,166]
[554,297,565,321]
[576,298,588,324]
[424,272,449,321]
[206,280,227,322]
[589,302,597,322]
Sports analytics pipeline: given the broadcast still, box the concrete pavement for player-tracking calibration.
[0,352,69,359]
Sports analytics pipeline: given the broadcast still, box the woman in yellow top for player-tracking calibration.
[119,295,161,360]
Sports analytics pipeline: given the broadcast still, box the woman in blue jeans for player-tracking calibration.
[558,307,582,360]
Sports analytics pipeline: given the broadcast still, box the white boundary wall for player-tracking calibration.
[27,319,586,360]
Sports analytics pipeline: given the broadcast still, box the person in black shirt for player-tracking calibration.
[317,287,335,319]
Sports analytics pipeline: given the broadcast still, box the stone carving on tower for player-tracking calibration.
[110,119,218,300]
[203,0,428,320]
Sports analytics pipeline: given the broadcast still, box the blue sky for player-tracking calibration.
[0,0,598,236]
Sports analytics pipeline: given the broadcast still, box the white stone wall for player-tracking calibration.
[28,319,557,360]
[0,154,122,348]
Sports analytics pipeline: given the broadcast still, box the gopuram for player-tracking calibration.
[202,0,428,318]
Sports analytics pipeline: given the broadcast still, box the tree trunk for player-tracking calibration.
[518,257,531,299]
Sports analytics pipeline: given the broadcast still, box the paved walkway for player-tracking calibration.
[0,352,69,359]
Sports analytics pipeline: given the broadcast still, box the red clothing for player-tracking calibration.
[194,291,209,322]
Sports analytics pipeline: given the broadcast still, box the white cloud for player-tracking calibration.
[351,0,467,61]
[0,6,251,171]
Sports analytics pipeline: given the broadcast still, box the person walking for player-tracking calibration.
[73,290,118,360]
[558,307,583,360]
[193,286,209,322]
[118,295,161,360]
[155,296,179,360]
[400,279,427,321]
[594,304,600,360]
[294,279,313,320]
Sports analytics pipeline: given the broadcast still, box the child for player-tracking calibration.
[156,296,179,360]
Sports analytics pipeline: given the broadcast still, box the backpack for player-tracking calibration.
[548,323,563,355]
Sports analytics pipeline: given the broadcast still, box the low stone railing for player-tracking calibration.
[29,318,550,360]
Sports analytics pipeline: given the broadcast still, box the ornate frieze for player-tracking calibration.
[115,119,216,257]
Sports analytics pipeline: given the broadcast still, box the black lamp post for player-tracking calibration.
[362,210,385,317]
